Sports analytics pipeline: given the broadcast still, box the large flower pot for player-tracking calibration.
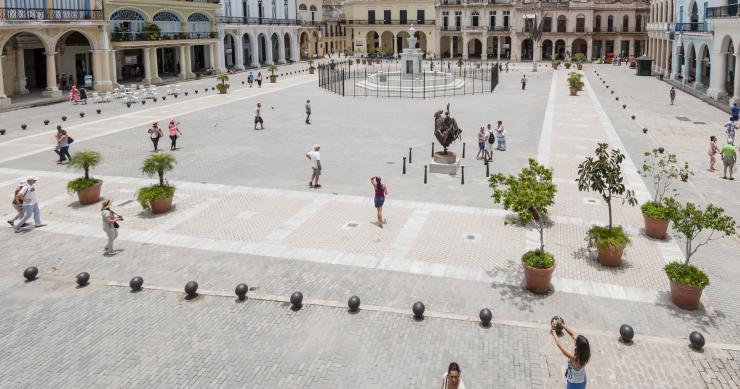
[150,196,173,214]
[269,75,277,83]
[570,87,578,96]
[643,214,669,239]
[309,68,315,74]
[577,64,583,70]
[669,280,703,310]
[523,262,555,294]
[597,244,623,267]
[218,89,227,94]
[77,180,102,205]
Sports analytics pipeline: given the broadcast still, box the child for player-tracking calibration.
[708,135,719,172]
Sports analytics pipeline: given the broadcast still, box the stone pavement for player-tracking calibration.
[0,62,739,387]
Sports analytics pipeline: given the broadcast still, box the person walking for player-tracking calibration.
[370,176,387,228]
[732,103,740,123]
[486,124,496,161]
[521,74,527,90]
[254,103,264,130]
[722,138,736,180]
[724,118,737,142]
[476,126,487,160]
[14,177,46,233]
[495,120,507,151]
[247,71,254,87]
[168,120,182,150]
[551,317,590,389]
[7,181,26,227]
[305,100,312,124]
[306,144,321,188]
[147,121,164,151]
[256,72,263,88]
[708,136,720,172]
[669,87,676,105]
[101,199,122,256]
[79,87,88,105]
[440,362,466,389]
[70,85,79,104]
[54,128,72,164]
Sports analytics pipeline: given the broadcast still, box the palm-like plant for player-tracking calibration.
[68,150,101,180]
[524,10,548,72]
[216,74,229,92]
[268,64,278,76]
[142,153,176,187]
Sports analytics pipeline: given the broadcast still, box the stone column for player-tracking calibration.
[450,36,454,58]
[694,50,704,90]
[670,42,681,81]
[142,47,152,84]
[277,36,286,63]
[209,43,217,70]
[235,34,245,70]
[0,55,10,107]
[42,52,61,97]
[462,35,468,59]
[110,50,118,87]
[151,47,161,84]
[217,37,228,73]
[497,37,501,60]
[290,32,299,62]
[179,45,187,80]
[586,38,592,60]
[733,55,740,105]
[265,38,274,65]
[15,48,28,95]
[252,37,260,68]
[185,45,194,78]
[707,49,726,98]
[683,52,692,87]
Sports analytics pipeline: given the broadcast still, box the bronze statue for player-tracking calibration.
[434,103,462,154]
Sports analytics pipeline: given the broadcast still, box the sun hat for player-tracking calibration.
[27,176,38,181]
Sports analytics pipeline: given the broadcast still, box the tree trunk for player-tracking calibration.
[159,171,164,187]
[539,223,545,253]
[84,166,89,180]
[607,200,613,232]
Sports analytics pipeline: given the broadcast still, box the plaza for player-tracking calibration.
[1,60,740,388]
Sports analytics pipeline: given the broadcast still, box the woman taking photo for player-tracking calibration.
[101,199,122,256]
[370,176,387,228]
[440,362,465,389]
[551,317,590,389]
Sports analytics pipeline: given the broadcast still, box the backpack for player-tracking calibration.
[488,132,496,144]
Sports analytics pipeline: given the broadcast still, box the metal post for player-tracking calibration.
[431,142,435,157]
[424,165,428,184]
[403,157,406,174]
[408,147,412,164]
[485,159,490,177]
[462,142,466,158]
[461,166,465,185]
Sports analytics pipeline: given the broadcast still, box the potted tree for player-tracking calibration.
[308,58,316,74]
[137,153,176,214]
[567,72,584,96]
[564,62,572,69]
[216,74,230,94]
[574,53,587,70]
[489,159,557,294]
[552,60,561,70]
[663,198,736,310]
[639,149,692,239]
[268,64,278,83]
[577,143,637,267]
[142,23,161,41]
[67,150,103,205]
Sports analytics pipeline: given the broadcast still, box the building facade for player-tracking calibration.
[106,0,221,85]
[297,0,348,58]
[344,0,438,57]
[437,0,514,60]
[0,0,111,106]
[646,0,673,77]
[704,3,740,104]
[216,0,299,71]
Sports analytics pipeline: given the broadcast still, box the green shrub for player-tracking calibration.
[574,53,587,64]
[522,250,555,269]
[568,72,584,91]
[641,201,671,221]
[142,23,161,41]
[587,225,631,250]
[67,177,99,193]
[564,62,572,69]
[665,261,709,289]
[137,184,175,210]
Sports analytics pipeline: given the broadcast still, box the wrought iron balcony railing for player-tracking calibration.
[440,25,461,31]
[216,16,298,25]
[111,31,219,42]
[670,22,708,32]
[706,4,740,17]
[0,7,103,20]
[488,25,510,31]
[347,19,435,25]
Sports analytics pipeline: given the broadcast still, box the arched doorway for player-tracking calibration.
[504,37,512,59]
[396,31,409,54]
[224,34,236,68]
[521,38,533,61]
[299,31,309,59]
[467,38,482,58]
[367,31,379,51]
[487,36,498,58]
[555,39,566,60]
[690,2,699,31]
[270,33,280,63]
[243,33,254,67]
[284,33,292,62]
[380,31,394,55]
[542,39,553,60]
[572,38,588,56]
[258,33,268,64]
[686,43,696,83]
[441,36,452,58]
[1,31,50,94]
[698,44,710,87]
[725,38,735,95]
[415,31,427,53]
[311,31,319,56]
[55,31,94,89]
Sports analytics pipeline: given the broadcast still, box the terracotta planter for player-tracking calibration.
[269,75,277,83]
[309,68,315,74]
[552,65,559,70]
[669,279,703,310]
[643,213,669,239]
[569,87,577,96]
[76,180,102,205]
[577,64,583,70]
[597,244,623,267]
[150,196,173,214]
[522,261,555,294]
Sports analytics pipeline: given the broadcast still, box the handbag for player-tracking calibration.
[113,222,120,229]
[67,137,74,144]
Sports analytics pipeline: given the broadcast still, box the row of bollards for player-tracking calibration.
[22,266,708,349]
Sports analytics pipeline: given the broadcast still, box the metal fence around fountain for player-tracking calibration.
[318,60,499,98]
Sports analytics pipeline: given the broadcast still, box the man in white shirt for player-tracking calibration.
[14,176,46,233]
[306,144,321,188]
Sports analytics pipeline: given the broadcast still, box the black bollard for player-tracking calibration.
[461,166,465,185]
[129,276,144,292]
[408,147,412,164]
[23,267,38,281]
[403,157,406,174]
[689,331,705,350]
[485,160,490,177]
[462,142,466,158]
[235,283,248,301]
[431,143,434,157]
[424,165,427,184]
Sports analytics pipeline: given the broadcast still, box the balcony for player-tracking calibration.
[440,25,461,31]
[0,7,104,21]
[216,16,298,25]
[706,4,740,18]
[437,0,462,5]
[488,25,510,32]
[111,31,218,42]
[670,22,708,33]
[463,24,487,31]
[347,19,435,25]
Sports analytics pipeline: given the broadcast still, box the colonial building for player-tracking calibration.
[646,0,673,77]
[106,0,221,85]
[343,0,438,57]
[704,3,740,104]
[0,0,111,107]
[437,0,514,60]
[216,0,299,70]
[297,0,348,58]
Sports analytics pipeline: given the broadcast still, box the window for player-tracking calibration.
[400,9,407,24]
[417,10,424,24]
[607,15,613,32]
[455,11,461,27]
[284,0,288,19]
[489,11,496,28]
[503,10,509,28]
[368,10,375,24]
[471,11,479,27]
[576,16,585,32]
[383,9,391,24]
[442,11,449,27]
[543,16,552,32]
[594,15,601,32]
[271,0,276,19]
[622,15,629,32]
[557,15,566,32]
[225,0,232,17]
[635,15,642,32]
[244,0,249,17]
[257,0,263,18]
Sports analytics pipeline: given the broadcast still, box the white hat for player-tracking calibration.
[27,176,38,181]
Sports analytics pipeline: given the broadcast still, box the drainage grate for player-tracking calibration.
[117,199,135,206]
[464,233,480,242]
[386,161,396,165]
[583,198,600,205]
[342,222,360,229]
[693,121,706,125]
[676,116,691,121]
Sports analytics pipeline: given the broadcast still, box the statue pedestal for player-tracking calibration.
[429,151,460,175]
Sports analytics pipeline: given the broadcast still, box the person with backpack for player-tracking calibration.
[247,71,254,87]
[14,176,46,233]
[486,123,496,161]
[147,121,164,152]
[79,87,88,105]
[732,103,740,123]
[7,181,26,227]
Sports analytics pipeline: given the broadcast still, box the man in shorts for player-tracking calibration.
[306,144,321,188]
[722,138,737,180]
[254,103,264,130]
